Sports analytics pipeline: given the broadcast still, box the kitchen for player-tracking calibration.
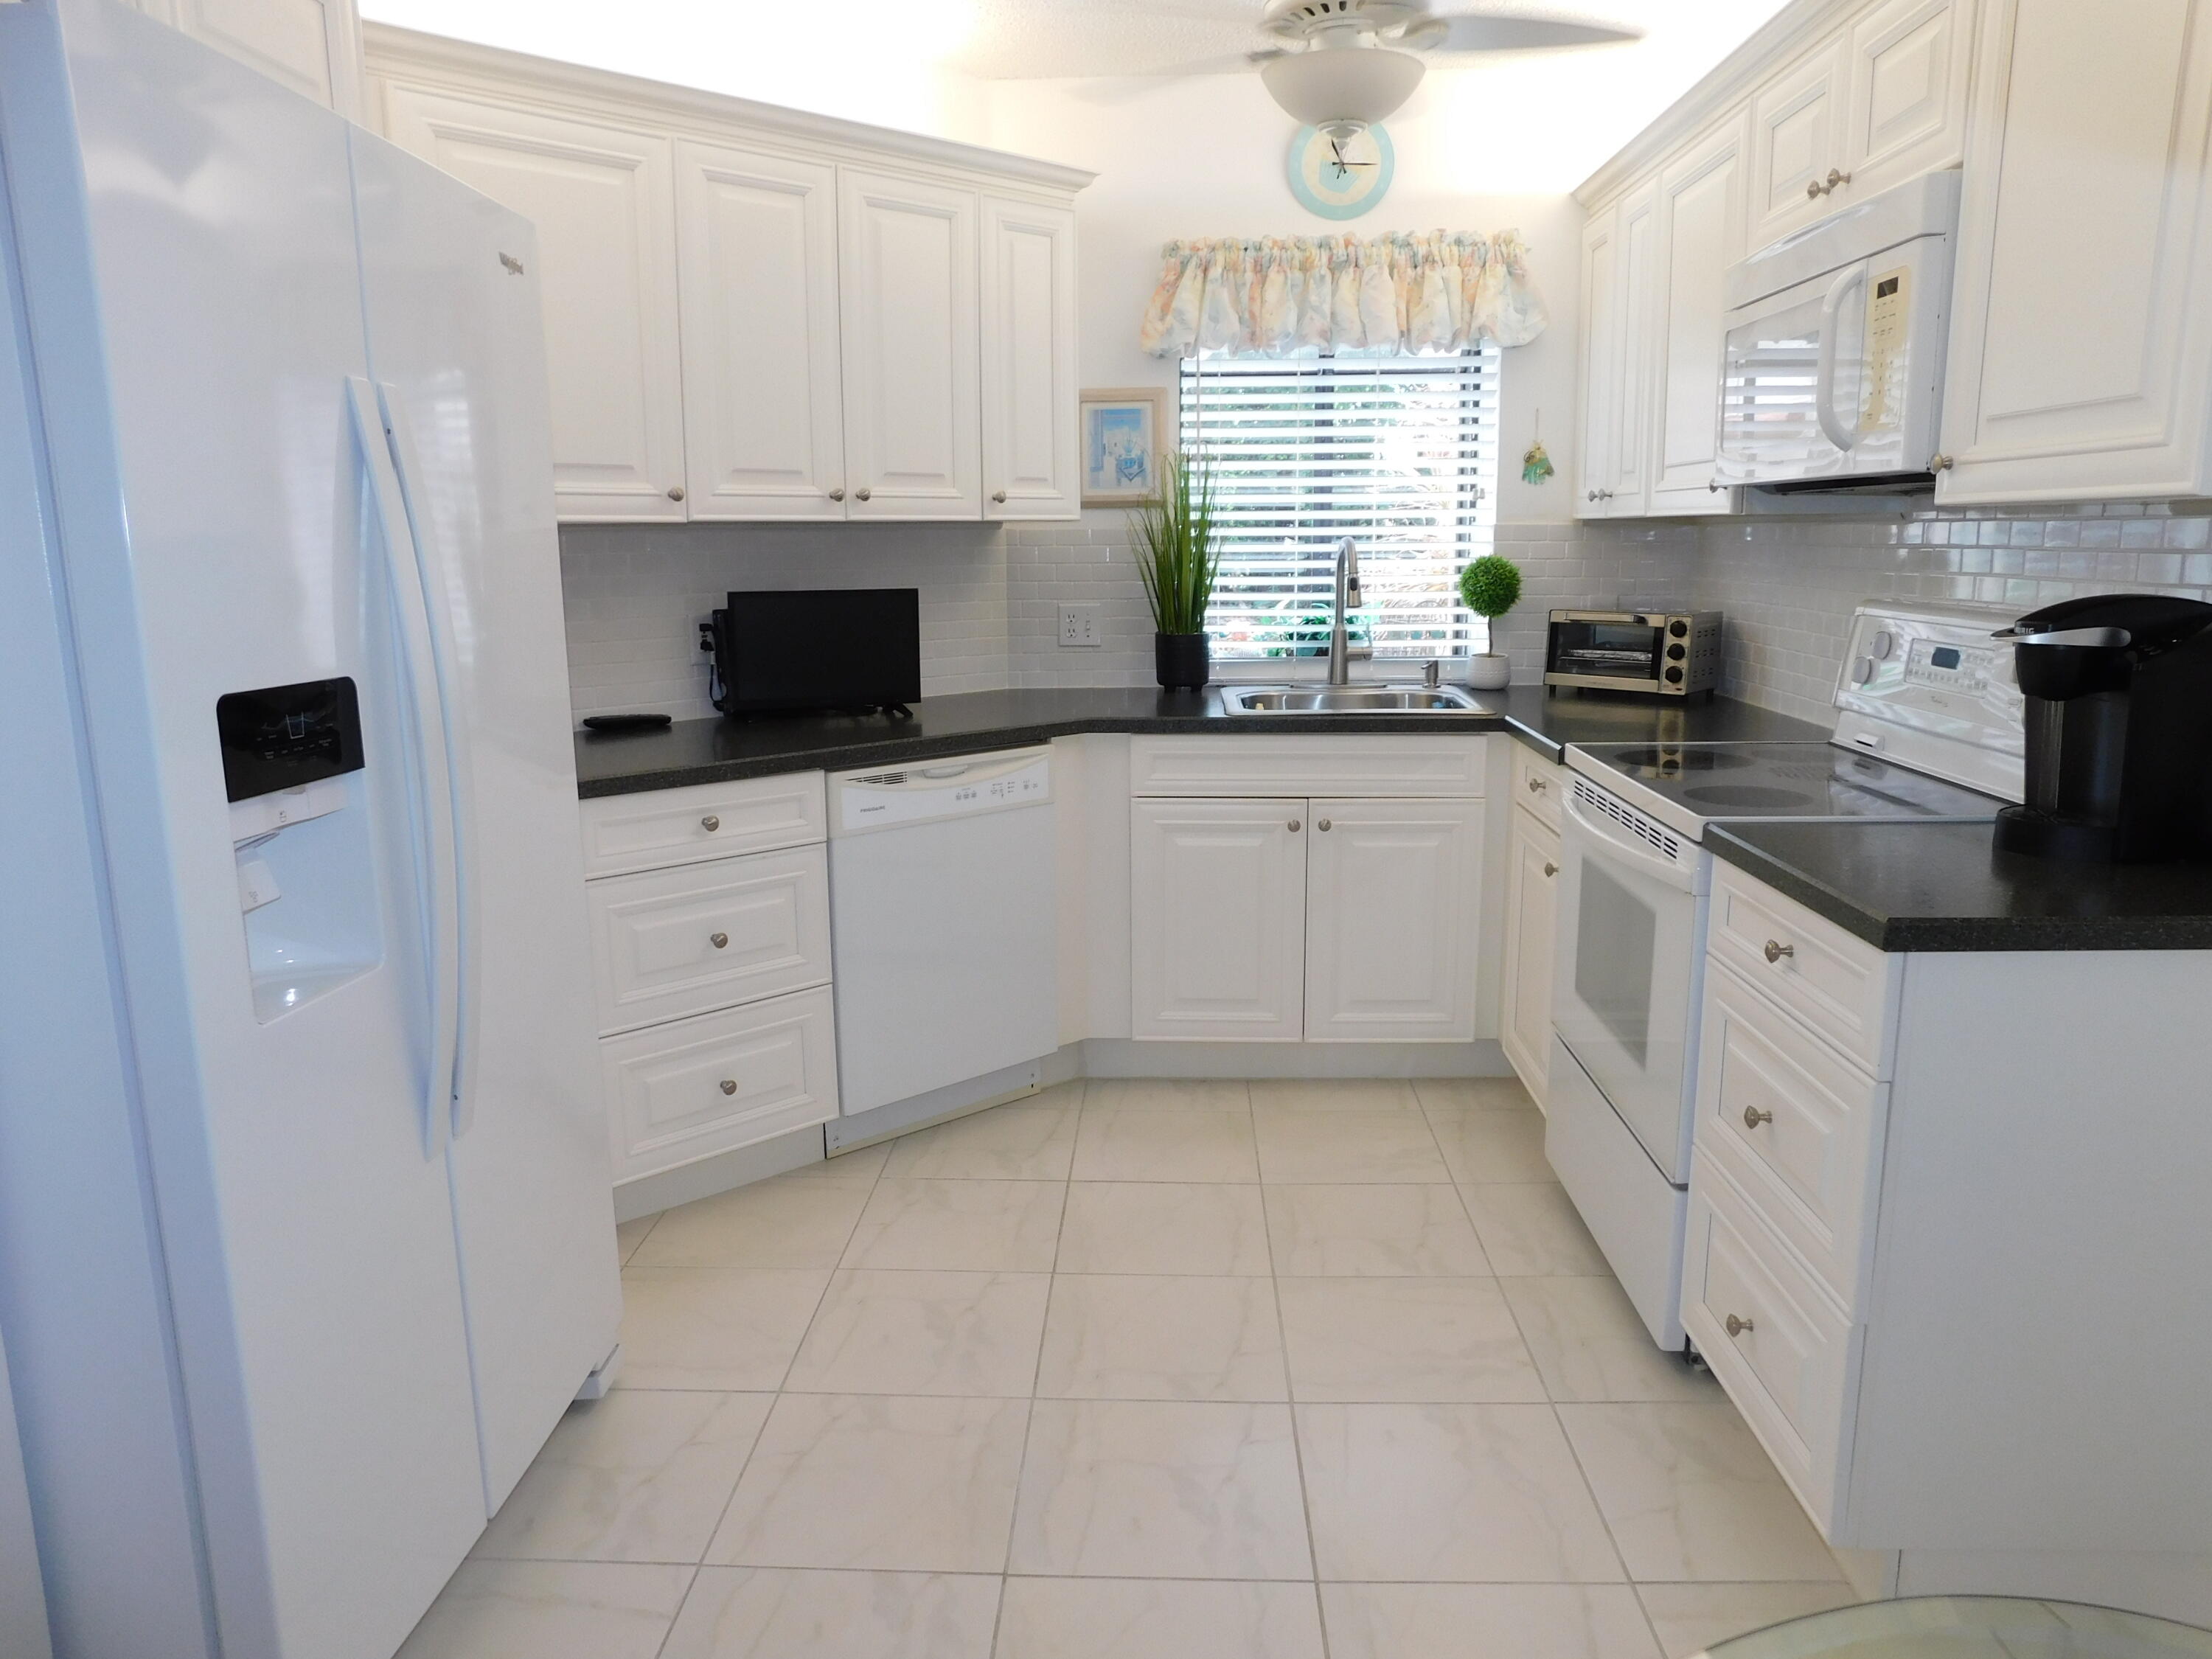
[4,1,2212,1658]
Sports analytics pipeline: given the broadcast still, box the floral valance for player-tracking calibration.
[1138,231,1547,360]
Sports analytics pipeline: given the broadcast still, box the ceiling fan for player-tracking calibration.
[1245,0,1641,137]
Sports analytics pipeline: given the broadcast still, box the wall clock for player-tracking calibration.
[1287,123,1395,220]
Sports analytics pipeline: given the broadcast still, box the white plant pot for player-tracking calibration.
[1465,653,1512,690]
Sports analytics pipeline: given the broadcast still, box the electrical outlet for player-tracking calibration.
[1058,603,1102,647]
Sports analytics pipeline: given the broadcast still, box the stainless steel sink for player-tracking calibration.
[1222,684,1486,714]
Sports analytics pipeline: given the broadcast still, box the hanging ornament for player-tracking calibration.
[1521,410,1555,486]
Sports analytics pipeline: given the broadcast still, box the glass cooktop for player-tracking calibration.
[1571,740,2007,840]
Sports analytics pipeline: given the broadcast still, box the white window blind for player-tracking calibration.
[1180,349,1500,661]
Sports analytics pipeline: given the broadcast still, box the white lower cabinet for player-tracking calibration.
[601,988,838,1186]
[581,773,837,1186]
[1129,799,1308,1042]
[1498,801,1561,1105]
[1305,798,1484,1043]
[1129,748,1488,1043]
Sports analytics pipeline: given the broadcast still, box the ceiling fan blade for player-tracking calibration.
[978,47,1283,80]
[1416,14,1643,52]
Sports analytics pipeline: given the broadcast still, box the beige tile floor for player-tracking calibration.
[398,1077,1862,1659]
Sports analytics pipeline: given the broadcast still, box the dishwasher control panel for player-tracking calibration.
[830,748,1053,835]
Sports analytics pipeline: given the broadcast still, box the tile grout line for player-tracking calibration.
[988,1075,1085,1659]
[1263,1098,1335,1659]
[667,1136,894,1627]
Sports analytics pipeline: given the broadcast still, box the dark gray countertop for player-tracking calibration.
[1708,820,2212,952]
[572,683,1826,799]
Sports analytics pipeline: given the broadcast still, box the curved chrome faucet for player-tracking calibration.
[1329,538,1363,686]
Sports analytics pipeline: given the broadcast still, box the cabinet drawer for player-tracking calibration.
[1709,863,1896,1075]
[603,987,838,1184]
[1510,742,1565,832]
[1684,1152,1857,1531]
[1129,735,1488,798]
[580,773,827,878]
[588,847,831,1034]
[1697,961,1885,1309]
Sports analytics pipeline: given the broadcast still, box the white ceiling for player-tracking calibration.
[358,0,1794,170]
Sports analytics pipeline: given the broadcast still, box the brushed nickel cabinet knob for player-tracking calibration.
[829,487,846,501]
[992,490,1008,504]
[1744,1105,1774,1128]
[667,486,685,501]
[720,1079,738,1096]
[1725,1313,1755,1338]
[1317,818,1332,832]
[1543,861,1558,878]
[709,931,729,950]
[1763,939,1795,964]
[701,815,721,832]
[1287,819,1301,832]
[1528,776,1546,793]
[855,487,872,501]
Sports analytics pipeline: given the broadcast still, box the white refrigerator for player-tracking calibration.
[0,1,623,1655]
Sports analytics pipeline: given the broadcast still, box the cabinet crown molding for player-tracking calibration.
[1573,0,1863,209]
[361,21,1096,198]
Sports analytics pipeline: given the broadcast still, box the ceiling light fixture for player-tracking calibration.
[1257,0,1430,139]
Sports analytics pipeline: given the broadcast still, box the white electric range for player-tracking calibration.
[1543,602,2025,1349]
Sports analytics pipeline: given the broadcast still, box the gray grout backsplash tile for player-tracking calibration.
[557,504,2212,728]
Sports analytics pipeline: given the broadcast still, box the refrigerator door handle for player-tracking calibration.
[347,375,459,1161]
[374,383,482,1143]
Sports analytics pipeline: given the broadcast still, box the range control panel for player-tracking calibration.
[1832,602,2025,800]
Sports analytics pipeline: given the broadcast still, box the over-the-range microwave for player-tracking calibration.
[1717,170,1960,493]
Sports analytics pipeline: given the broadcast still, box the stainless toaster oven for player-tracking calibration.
[1545,610,1722,698]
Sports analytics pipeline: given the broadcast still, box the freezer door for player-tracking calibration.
[1,2,490,1655]
[349,128,623,1509]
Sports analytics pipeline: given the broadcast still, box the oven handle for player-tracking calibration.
[1813,265,1868,455]
[1562,779,1698,891]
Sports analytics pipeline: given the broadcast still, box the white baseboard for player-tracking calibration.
[620,1038,1514,1219]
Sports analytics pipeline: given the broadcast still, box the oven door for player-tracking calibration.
[1551,780,1708,1183]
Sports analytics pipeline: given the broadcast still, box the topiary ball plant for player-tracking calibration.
[1457,554,1523,621]
[1456,554,1523,690]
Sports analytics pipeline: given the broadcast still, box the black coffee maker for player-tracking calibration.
[1993,594,2212,862]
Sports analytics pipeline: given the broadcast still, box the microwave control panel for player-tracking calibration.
[1860,264,1910,430]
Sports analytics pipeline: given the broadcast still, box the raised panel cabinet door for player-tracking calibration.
[1938,0,2212,503]
[1498,804,1561,1105]
[1840,0,1972,192]
[1601,179,1662,515]
[1649,114,1749,512]
[1303,798,1483,1043]
[154,0,362,117]
[1747,33,1848,248]
[838,168,983,519]
[981,195,1079,521]
[675,141,845,520]
[379,87,686,520]
[1575,201,1620,518]
[1130,799,1307,1041]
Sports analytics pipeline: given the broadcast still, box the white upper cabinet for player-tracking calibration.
[1579,181,1659,518]
[1649,114,1750,512]
[1746,33,1849,248]
[1938,0,2212,504]
[981,197,1080,521]
[1840,0,1974,190]
[1574,201,1621,518]
[136,0,363,118]
[365,29,1089,524]
[380,88,688,521]
[675,142,846,521]
[838,170,984,521]
[1302,799,1483,1043]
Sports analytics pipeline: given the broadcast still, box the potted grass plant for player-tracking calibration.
[1458,554,1523,690]
[1129,450,1222,691]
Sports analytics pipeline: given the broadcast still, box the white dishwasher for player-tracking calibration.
[827,747,1059,1116]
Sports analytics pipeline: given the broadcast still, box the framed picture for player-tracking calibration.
[1080,387,1170,507]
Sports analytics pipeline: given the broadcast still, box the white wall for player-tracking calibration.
[984,72,1585,526]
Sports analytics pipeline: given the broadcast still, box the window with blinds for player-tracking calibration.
[1179,349,1500,661]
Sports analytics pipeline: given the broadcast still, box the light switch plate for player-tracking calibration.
[1058,603,1102,647]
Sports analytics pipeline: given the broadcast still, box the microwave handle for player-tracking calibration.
[1813,265,1868,455]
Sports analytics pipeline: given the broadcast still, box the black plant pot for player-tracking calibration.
[1155,632,1211,691]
